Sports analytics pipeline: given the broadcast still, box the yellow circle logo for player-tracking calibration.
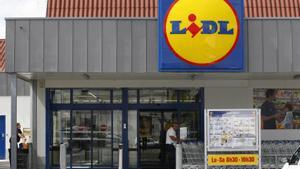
[164,0,239,65]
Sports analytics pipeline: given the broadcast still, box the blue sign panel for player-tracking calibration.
[158,0,244,72]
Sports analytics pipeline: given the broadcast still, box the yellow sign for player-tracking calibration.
[208,154,259,166]
[164,0,239,65]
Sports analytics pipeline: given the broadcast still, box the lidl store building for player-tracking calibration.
[3,0,300,169]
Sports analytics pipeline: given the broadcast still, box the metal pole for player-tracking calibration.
[31,80,37,169]
[258,109,261,169]
[176,144,182,169]
[204,109,207,169]
[9,73,17,169]
[118,144,123,169]
[60,143,67,169]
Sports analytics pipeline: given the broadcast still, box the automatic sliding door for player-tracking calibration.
[72,110,92,167]
[92,110,112,167]
[113,110,122,167]
[51,111,71,167]
[51,110,121,169]
[180,110,200,141]
[128,110,138,169]
[92,110,123,167]
[139,110,177,169]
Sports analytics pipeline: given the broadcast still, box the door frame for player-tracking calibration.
[0,115,5,160]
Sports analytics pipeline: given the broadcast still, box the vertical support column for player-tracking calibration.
[199,88,205,142]
[9,73,17,169]
[31,80,37,169]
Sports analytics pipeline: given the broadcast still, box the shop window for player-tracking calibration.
[71,110,92,166]
[113,90,122,103]
[254,88,300,129]
[92,111,113,167]
[180,111,200,141]
[139,89,177,104]
[128,110,138,168]
[128,90,138,104]
[50,89,71,104]
[73,89,111,104]
[113,111,122,167]
[178,89,199,103]
[51,111,71,167]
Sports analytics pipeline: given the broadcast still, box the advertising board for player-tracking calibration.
[205,109,261,168]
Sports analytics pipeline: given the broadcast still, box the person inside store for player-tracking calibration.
[9,123,25,164]
[165,122,181,169]
[261,89,284,129]
[284,103,294,129]
[159,122,171,166]
[276,103,294,129]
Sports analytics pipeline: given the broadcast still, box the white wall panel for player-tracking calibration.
[73,20,88,72]
[15,21,29,72]
[44,20,58,72]
[29,20,44,72]
[58,20,73,72]
[87,21,102,72]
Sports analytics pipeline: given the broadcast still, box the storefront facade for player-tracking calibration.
[47,88,203,169]
[4,1,300,169]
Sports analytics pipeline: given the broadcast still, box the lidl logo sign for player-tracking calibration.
[159,0,244,72]
[166,0,239,65]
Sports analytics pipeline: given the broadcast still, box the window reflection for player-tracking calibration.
[113,111,122,167]
[51,110,121,168]
[51,89,70,104]
[113,90,122,103]
[73,89,111,104]
[180,111,199,141]
[51,111,71,166]
[140,89,177,103]
[178,89,199,103]
[128,90,137,103]
[50,88,200,104]
[93,111,112,167]
[49,88,201,168]
[128,110,137,168]
[72,111,92,166]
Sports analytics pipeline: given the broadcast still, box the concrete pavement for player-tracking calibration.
[0,160,9,169]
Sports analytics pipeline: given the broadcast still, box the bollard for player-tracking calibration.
[176,143,182,169]
[118,144,123,169]
[60,143,67,169]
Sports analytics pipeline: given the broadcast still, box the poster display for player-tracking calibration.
[207,110,259,151]
[205,109,261,168]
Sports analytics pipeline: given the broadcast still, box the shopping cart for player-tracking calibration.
[182,142,205,169]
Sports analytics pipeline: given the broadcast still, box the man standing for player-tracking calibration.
[261,89,283,129]
[165,122,180,169]
[9,123,25,165]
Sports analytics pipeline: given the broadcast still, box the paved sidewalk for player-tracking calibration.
[0,160,9,169]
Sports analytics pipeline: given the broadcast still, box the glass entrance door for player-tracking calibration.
[47,88,204,169]
[50,110,122,168]
[139,111,177,169]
